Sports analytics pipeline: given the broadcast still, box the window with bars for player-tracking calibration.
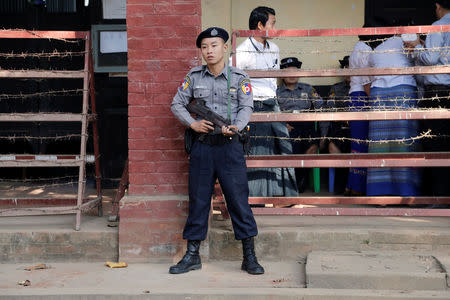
[46,0,77,13]
[0,0,77,14]
[365,0,436,26]
[0,0,27,13]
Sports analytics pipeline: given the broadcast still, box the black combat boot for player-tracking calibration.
[169,240,202,274]
[241,237,264,275]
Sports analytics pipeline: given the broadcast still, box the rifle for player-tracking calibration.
[186,99,242,138]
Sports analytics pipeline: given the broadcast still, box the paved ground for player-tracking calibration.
[1,260,450,300]
[2,203,450,299]
[0,261,304,291]
[307,251,449,290]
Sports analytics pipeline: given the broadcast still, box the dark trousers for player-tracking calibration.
[290,122,318,192]
[183,140,258,241]
[420,85,450,196]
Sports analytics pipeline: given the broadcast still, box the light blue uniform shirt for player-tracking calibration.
[370,37,416,88]
[414,13,450,85]
[171,65,254,132]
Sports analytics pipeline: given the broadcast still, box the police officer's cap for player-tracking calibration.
[280,57,302,69]
[196,27,229,48]
[339,56,350,68]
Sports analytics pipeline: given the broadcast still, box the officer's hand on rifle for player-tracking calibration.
[222,125,238,136]
[190,120,214,133]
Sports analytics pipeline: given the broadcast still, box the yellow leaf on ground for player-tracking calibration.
[105,261,128,268]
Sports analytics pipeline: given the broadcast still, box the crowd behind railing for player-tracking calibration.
[232,5,450,203]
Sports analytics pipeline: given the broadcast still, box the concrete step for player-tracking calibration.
[1,262,450,300]
[306,251,449,290]
[0,215,118,263]
[3,290,450,300]
[210,216,450,261]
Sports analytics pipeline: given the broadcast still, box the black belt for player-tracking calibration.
[198,134,239,146]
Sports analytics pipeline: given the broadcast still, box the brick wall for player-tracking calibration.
[127,0,202,196]
[120,0,202,262]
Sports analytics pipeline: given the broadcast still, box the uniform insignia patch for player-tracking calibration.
[180,76,191,91]
[330,91,336,99]
[300,92,308,100]
[240,79,252,95]
[312,89,319,98]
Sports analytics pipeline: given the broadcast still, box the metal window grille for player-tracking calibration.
[0,0,26,14]
[46,0,77,13]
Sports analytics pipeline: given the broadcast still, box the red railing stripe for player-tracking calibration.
[251,207,450,217]
[234,25,450,38]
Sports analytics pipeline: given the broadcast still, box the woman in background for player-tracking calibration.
[346,32,373,195]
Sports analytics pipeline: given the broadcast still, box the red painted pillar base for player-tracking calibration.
[119,195,189,263]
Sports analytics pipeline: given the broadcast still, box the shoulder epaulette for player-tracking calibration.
[189,65,204,74]
[297,82,313,89]
[230,66,248,77]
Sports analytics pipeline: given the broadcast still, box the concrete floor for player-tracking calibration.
[2,184,450,299]
[1,260,450,300]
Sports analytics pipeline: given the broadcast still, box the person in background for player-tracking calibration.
[404,0,450,199]
[367,22,421,196]
[346,34,373,195]
[236,6,297,197]
[325,56,351,194]
[276,57,327,192]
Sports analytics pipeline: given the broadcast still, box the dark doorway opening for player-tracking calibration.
[365,0,437,26]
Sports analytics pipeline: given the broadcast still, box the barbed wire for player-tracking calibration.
[0,176,122,184]
[0,179,100,190]
[250,130,440,146]
[0,175,123,191]
[0,134,82,141]
[234,34,450,57]
[0,67,85,72]
[268,106,449,114]
[0,175,79,183]
[0,180,82,189]
[0,112,91,116]
[271,35,436,44]
[235,47,450,56]
[255,94,450,104]
[0,89,84,100]
[270,36,390,44]
[0,50,86,59]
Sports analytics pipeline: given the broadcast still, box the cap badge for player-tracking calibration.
[287,59,293,63]
[211,28,218,36]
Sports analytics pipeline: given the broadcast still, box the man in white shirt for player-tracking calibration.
[235,6,279,101]
[404,0,450,197]
[235,7,295,198]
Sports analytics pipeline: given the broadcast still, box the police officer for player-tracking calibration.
[170,27,264,275]
[277,57,327,192]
